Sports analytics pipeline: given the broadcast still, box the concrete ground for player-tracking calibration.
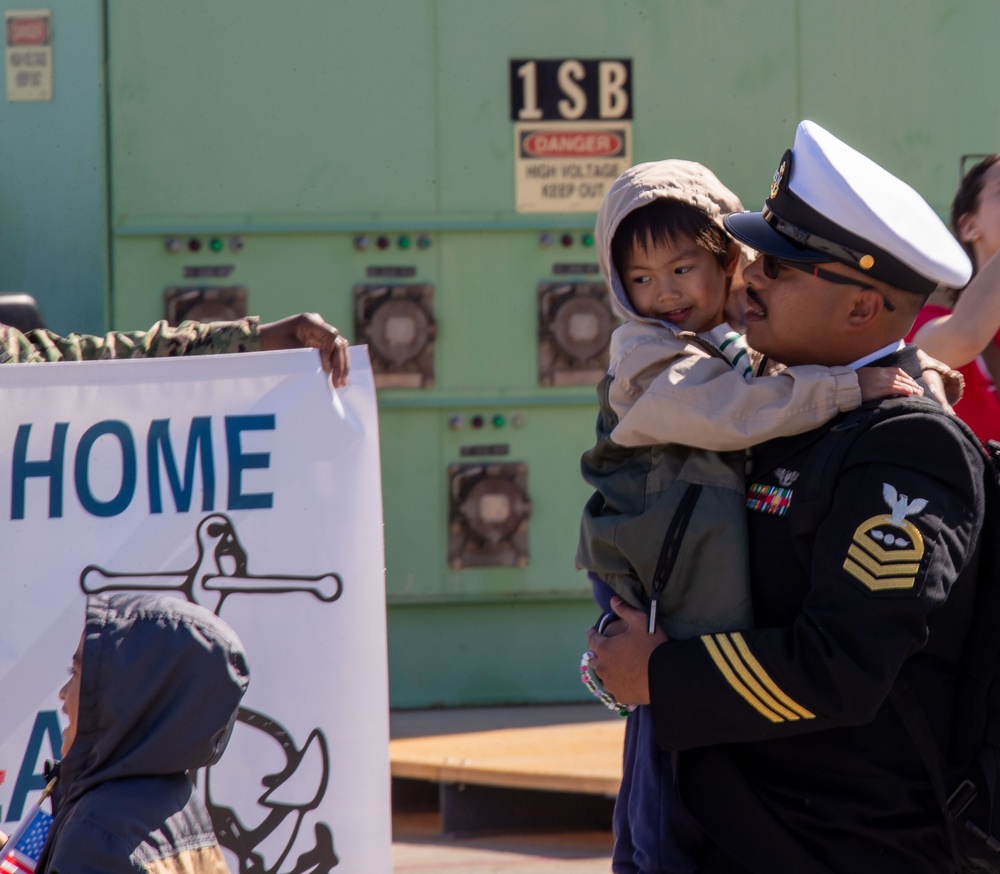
[392,810,613,873]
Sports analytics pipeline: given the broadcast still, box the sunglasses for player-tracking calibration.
[759,254,895,311]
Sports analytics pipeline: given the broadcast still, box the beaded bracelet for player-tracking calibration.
[580,649,634,717]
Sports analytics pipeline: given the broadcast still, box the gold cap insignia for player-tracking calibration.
[859,254,875,270]
[770,160,786,200]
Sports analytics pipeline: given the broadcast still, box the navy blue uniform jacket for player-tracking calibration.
[647,346,986,873]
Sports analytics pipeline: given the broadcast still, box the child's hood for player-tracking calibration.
[59,592,250,805]
[595,160,751,325]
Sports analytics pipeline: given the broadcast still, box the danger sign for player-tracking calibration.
[510,58,632,213]
[521,129,626,158]
[5,9,52,102]
[514,121,631,213]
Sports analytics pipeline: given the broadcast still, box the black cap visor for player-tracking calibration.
[723,211,828,262]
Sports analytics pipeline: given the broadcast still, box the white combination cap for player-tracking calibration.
[724,120,972,294]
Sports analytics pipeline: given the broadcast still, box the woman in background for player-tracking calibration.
[910,154,1000,442]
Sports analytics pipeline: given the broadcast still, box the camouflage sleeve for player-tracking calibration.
[0,317,262,363]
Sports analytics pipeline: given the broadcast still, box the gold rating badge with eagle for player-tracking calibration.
[843,483,927,592]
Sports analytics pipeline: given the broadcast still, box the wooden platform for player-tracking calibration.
[389,704,625,834]
[390,710,625,797]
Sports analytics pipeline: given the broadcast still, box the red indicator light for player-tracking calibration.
[188,238,202,252]
[376,236,391,250]
[560,234,574,248]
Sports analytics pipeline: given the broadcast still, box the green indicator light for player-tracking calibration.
[209,238,223,252]
[581,233,594,247]
[492,414,505,428]
[398,235,411,249]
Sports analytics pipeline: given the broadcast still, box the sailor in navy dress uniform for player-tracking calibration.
[586,120,987,873]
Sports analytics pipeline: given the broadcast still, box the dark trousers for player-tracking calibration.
[613,703,704,873]
[589,574,705,872]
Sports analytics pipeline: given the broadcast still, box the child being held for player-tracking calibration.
[577,159,922,874]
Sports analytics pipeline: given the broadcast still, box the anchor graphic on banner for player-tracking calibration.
[79,513,343,615]
[206,708,339,874]
[76,512,343,872]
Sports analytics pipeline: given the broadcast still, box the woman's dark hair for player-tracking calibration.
[611,198,730,282]
[952,154,1000,269]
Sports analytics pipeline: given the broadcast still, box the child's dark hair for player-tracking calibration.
[611,198,731,281]
[952,154,1000,270]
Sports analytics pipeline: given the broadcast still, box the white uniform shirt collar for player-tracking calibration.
[847,339,905,370]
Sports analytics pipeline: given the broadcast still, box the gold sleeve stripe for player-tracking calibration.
[715,634,807,722]
[702,635,785,722]
[728,632,816,720]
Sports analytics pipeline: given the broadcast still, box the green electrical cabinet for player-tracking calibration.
[3,0,1000,706]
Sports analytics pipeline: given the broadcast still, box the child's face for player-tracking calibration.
[621,234,732,332]
[58,633,84,756]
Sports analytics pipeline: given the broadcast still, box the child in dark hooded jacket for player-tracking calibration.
[35,592,249,873]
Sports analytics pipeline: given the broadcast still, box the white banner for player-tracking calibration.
[0,347,390,874]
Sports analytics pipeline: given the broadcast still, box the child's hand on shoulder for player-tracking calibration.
[857,366,923,402]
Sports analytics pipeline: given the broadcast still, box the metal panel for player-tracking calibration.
[0,0,107,334]
[434,0,799,215]
[107,1,438,224]
[15,0,999,706]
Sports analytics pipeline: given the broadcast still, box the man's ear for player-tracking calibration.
[846,289,883,326]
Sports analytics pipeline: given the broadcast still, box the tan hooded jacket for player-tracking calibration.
[578,160,863,639]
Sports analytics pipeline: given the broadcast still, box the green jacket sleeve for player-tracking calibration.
[0,317,262,363]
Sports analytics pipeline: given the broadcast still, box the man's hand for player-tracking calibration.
[585,596,668,706]
[259,313,350,388]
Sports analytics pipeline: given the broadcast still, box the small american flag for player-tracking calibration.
[0,792,55,874]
